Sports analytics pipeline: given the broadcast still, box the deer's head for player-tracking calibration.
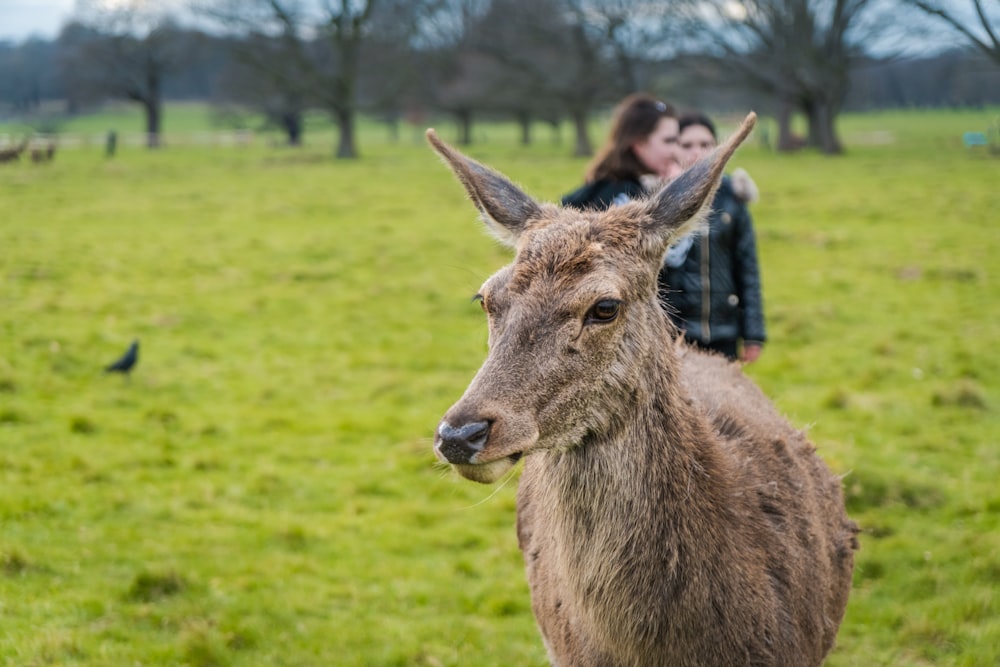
[429,114,756,483]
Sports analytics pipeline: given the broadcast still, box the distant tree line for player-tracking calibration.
[0,0,997,155]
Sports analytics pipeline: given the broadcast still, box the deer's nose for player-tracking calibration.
[436,420,491,464]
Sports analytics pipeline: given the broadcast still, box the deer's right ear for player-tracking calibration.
[427,129,540,247]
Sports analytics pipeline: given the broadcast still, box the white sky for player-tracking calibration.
[0,0,76,41]
[0,0,992,51]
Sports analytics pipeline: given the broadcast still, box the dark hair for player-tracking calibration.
[587,93,677,183]
[678,111,717,139]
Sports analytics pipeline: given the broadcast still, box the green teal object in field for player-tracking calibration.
[962,131,987,149]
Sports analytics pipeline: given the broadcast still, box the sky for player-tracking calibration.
[0,0,76,41]
[0,0,991,53]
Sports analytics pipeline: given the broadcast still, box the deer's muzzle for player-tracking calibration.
[436,420,491,464]
[435,384,540,482]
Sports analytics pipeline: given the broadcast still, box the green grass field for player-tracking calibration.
[1,105,998,666]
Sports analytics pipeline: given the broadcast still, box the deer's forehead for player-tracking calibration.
[501,215,642,293]
[528,209,643,247]
[484,264,626,308]
[483,236,642,301]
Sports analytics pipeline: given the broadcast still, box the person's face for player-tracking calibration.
[631,116,680,179]
[678,124,716,168]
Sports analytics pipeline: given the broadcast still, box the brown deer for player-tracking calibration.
[0,137,29,164]
[30,140,57,163]
[428,113,859,667]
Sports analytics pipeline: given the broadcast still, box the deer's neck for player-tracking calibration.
[548,385,735,558]
[530,363,744,653]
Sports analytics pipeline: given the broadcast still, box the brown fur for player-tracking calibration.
[30,141,56,163]
[0,137,29,163]
[428,114,859,666]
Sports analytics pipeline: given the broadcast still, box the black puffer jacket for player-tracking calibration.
[561,177,645,210]
[657,175,766,346]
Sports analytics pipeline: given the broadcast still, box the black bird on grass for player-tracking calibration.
[105,339,139,374]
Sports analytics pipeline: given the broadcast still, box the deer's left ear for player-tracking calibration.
[427,129,541,247]
[640,112,757,259]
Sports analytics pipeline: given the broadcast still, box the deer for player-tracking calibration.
[0,137,29,164]
[30,140,57,163]
[427,112,859,667]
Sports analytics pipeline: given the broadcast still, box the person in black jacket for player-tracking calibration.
[561,93,682,210]
[658,111,766,363]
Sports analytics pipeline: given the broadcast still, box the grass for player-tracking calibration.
[1,104,998,666]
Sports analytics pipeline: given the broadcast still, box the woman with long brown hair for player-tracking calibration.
[562,93,682,210]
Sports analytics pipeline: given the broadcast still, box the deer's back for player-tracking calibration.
[678,346,859,661]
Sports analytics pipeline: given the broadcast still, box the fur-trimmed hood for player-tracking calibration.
[642,167,759,204]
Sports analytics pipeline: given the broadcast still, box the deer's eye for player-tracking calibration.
[586,299,621,324]
[472,294,487,312]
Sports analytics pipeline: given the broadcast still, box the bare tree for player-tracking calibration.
[310,0,378,158]
[571,0,682,92]
[63,0,193,148]
[467,0,672,156]
[676,0,884,154]
[352,0,469,143]
[407,0,508,145]
[902,0,1000,65]
[477,0,682,156]
[0,38,61,113]
[847,50,1000,108]
[213,34,308,145]
[199,0,435,158]
[197,0,356,156]
[198,1,312,148]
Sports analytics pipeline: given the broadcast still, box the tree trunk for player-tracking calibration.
[144,68,162,149]
[571,108,592,157]
[804,99,843,155]
[775,97,797,153]
[282,112,302,146]
[548,118,562,146]
[455,109,473,146]
[144,98,161,149]
[517,110,532,146]
[335,107,357,159]
[385,114,400,144]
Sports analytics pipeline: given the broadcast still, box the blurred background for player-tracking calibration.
[1,0,998,156]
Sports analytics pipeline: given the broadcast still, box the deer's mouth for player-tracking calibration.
[450,452,522,484]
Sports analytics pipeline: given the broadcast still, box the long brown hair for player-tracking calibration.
[586,93,677,183]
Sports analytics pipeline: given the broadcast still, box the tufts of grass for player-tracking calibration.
[180,619,233,667]
[126,569,188,603]
[2,548,33,576]
[69,415,99,434]
[0,408,28,424]
[931,379,989,410]
[843,470,948,514]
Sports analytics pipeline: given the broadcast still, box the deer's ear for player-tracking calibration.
[641,112,757,256]
[427,129,540,247]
